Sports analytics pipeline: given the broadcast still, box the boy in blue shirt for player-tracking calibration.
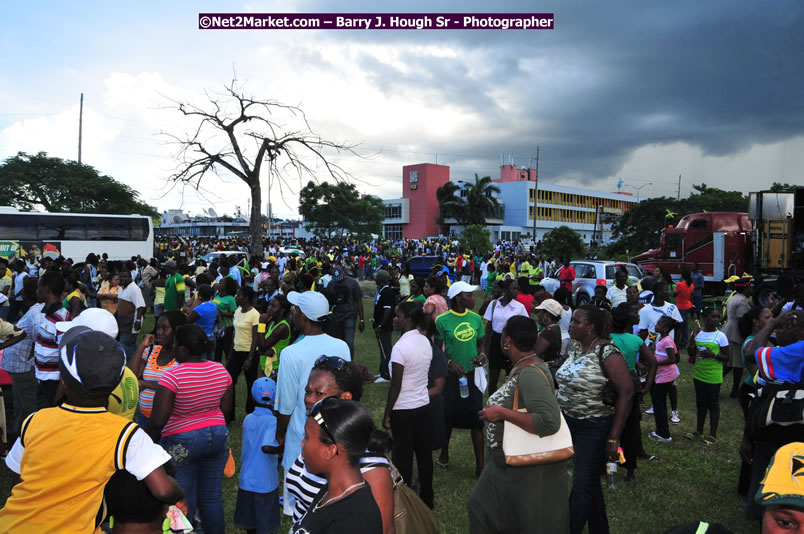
[235,377,281,534]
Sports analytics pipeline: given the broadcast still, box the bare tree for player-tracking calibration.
[161,79,358,257]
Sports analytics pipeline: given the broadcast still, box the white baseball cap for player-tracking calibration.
[447,281,479,300]
[287,291,330,322]
[56,308,119,338]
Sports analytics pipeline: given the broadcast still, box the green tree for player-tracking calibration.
[435,181,463,233]
[459,224,493,256]
[298,181,383,238]
[0,152,158,217]
[542,225,586,261]
[464,174,502,225]
[770,182,796,192]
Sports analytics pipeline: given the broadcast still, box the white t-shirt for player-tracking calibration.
[638,301,683,346]
[483,298,529,334]
[118,282,145,309]
[389,329,432,410]
[13,272,29,301]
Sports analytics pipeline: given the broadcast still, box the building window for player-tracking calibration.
[384,224,403,239]
[385,204,402,219]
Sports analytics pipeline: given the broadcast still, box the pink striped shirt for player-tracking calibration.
[158,361,232,437]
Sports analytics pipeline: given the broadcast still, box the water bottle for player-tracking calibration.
[459,375,470,399]
[606,462,617,489]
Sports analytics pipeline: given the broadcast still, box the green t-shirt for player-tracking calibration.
[693,330,729,384]
[610,332,643,372]
[213,294,238,328]
[486,272,496,295]
[435,309,485,371]
[164,273,186,311]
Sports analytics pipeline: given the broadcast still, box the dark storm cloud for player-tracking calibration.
[304,0,804,183]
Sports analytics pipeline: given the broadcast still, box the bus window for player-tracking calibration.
[690,219,709,229]
[38,216,86,240]
[130,219,150,241]
[87,219,129,240]
[0,215,37,239]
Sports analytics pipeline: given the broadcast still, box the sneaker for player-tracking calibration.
[670,410,681,424]
[648,431,672,443]
[374,376,389,383]
[644,406,654,415]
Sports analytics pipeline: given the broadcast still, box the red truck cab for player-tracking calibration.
[632,212,751,292]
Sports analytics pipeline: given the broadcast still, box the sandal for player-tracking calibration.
[436,459,449,470]
[646,455,659,462]
[685,431,703,441]
[703,436,717,446]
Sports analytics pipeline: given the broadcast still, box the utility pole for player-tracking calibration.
[78,93,84,164]
[532,146,539,244]
[677,174,681,200]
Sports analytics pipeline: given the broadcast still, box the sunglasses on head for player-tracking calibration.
[309,396,339,450]
[315,355,349,371]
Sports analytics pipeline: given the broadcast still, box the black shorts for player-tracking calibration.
[444,371,484,429]
[693,378,721,410]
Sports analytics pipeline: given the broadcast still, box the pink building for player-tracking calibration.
[402,163,449,239]
[497,164,538,183]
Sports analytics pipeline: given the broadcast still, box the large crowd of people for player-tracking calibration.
[0,234,803,533]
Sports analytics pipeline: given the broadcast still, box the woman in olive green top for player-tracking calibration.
[469,315,569,534]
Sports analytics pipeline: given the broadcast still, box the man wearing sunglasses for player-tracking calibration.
[276,290,350,517]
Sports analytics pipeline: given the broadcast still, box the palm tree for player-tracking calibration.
[436,181,465,233]
[465,174,502,225]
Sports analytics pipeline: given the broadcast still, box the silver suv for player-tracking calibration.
[541,261,643,306]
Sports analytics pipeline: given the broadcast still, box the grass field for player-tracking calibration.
[1,292,759,533]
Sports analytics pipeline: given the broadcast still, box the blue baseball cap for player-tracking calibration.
[251,377,277,407]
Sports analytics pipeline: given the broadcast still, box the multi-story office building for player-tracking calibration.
[382,162,639,244]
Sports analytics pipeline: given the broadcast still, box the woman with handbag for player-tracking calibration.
[469,315,570,534]
[555,305,634,534]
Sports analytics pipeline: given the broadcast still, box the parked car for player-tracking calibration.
[406,255,455,280]
[540,261,643,306]
[278,247,306,259]
[193,250,248,267]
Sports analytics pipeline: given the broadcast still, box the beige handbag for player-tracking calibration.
[503,365,574,466]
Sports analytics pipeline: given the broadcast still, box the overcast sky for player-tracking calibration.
[2,1,802,219]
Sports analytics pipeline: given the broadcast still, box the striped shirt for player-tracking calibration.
[158,360,231,437]
[1,303,43,374]
[137,346,178,418]
[285,452,389,522]
[34,302,69,381]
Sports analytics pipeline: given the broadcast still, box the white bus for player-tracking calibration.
[0,207,154,262]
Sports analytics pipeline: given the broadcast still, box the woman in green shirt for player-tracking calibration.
[256,294,292,379]
[213,276,238,363]
[470,315,569,533]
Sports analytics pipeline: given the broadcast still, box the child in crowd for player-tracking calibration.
[105,463,191,534]
[687,307,730,446]
[650,316,680,442]
[0,327,183,533]
[234,377,282,534]
[592,284,612,311]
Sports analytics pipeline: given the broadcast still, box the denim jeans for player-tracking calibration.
[161,425,229,534]
[119,331,138,367]
[566,415,613,534]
